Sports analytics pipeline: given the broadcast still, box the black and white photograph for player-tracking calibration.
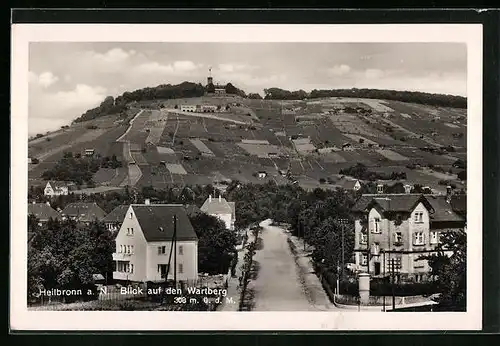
[11,24,482,331]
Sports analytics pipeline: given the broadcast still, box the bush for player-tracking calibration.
[31,158,39,164]
[319,178,326,184]
[86,125,99,130]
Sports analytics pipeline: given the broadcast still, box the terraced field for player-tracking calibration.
[28,95,467,192]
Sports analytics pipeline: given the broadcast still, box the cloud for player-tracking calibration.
[328,64,351,76]
[173,60,200,71]
[29,71,59,88]
[218,63,258,73]
[88,48,135,65]
[29,84,107,135]
[135,60,202,75]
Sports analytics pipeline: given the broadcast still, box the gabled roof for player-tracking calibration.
[352,194,429,213]
[47,181,69,189]
[132,204,197,242]
[103,205,129,223]
[61,202,107,222]
[426,195,466,222]
[336,178,360,190]
[200,196,233,215]
[28,203,61,221]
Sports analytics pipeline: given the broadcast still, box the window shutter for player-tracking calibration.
[157,246,161,255]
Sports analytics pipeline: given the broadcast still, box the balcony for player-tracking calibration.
[112,252,133,261]
[113,271,131,281]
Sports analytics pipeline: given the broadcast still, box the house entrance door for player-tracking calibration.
[374,262,381,276]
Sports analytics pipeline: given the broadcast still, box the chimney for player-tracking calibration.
[446,186,452,203]
[209,194,212,203]
[404,184,412,194]
[145,198,150,205]
[219,194,222,202]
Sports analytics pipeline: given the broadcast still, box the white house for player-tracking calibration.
[112,203,198,283]
[44,181,69,196]
[200,195,235,231]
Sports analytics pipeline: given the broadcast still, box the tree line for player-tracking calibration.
[263,87,466,108]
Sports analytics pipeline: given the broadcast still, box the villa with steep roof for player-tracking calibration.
[112,201,198,283]
[351,187,466,283]
[200,195,235,231]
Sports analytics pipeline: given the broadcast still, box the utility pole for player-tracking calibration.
[382,250,386,312]
[173,214,177,288]
[391,258,396,311]
[303,223,306,251]
[341,219,345,279]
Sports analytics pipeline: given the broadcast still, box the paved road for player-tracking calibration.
[252,220,330,311]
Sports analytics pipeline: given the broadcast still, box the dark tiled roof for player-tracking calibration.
[48,181,68,189]
[132,204,197,242]
[200,197,233,215]
[61,202,107,222]
[352,193,466,223]
[103,205,129,223]
[450,194,466,213]
[28,203,61,221]
[426,195,465,222]
[352,194,426,213]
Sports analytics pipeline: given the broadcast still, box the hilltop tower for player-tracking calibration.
[207,67,213,85]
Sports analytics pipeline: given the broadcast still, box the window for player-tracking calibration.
[179,245,184,255]
[372,217,381,233]
[393,232,403,244]
[130,264,134,273]
[414,211,424,223]
[430,231,439,244]
[119,245,124,253]
[129,212,133,219]
[361,254,368,265]
[360,233,367,244]
[178,263,184,274]
[371,243,380,255]
[414,232,425,246]
[158,246,166,255]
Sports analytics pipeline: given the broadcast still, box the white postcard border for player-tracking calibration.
[11,23,482,331]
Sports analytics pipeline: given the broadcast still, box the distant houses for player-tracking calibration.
[28,202,61,227]
[200,195,236,231]
[61,202,107,225]
[112,202,198,283]
[102,205,130,234]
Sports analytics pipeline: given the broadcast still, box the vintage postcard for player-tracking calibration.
[11,23,482,330]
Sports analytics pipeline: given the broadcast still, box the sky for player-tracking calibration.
[28,42,467,135]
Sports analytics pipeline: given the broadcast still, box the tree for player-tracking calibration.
[190,213,238,274]
[418,229,466,311]
[457,170,467,181]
